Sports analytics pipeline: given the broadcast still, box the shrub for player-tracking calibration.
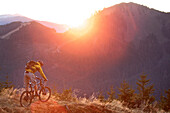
[53,88,77,102]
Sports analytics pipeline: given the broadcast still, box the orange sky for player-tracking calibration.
[0,0,169,27]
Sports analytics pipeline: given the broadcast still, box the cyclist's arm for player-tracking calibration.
[35,65,47,81]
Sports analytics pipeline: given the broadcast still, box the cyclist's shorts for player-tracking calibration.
[24,71,36,87]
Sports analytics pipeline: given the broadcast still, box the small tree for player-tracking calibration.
[136,73,155,104]
[107,85,115,102]
[97,90,105,102]
[160,89,170,112]
[118,80,134,104]
[0,75,14,92]
[3,76,14,89]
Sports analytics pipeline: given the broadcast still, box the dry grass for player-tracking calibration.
[0,88,166,113]
[0,88,30,113]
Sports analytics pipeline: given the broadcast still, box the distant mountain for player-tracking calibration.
[0,14,32,25]
[0,3,170,99]
[0,14,68,33]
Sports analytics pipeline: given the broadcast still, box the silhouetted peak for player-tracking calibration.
[101,2,163,16]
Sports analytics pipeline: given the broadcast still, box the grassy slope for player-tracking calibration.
[0,88,166,113]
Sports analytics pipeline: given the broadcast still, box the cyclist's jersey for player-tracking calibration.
[25,61,47,80]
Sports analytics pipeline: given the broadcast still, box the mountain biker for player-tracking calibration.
[24,60,48,95]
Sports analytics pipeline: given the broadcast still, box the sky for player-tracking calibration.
[0,0,169,27]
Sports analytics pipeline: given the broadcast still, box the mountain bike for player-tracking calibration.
[20,77,51,107]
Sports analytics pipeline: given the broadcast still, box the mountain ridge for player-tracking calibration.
[0,14,68,33]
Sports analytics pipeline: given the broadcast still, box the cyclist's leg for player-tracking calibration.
[33,80,38,95]
[24,72,30,91]
[34,84,38,95]
[31,74,38,95]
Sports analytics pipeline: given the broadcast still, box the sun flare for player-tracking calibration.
[1,0,168,28]
[42,0,112,28]
[0,0,117,28]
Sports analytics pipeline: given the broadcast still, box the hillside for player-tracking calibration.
[0,88,165,113]
[0,2,170,99]
[53,2,170,97]
[0,21,62,84]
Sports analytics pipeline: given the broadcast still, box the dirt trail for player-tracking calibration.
[0,22,30,39]
[30,100,116,113]
[30,100,67,113]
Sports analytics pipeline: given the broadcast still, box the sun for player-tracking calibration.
[65,17,87,28]
[22,0,111,28]
[2,0,118,28]
[48,0,104,28]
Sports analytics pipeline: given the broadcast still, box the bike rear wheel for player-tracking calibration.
[39,87,51,102]
[20,91,32,107]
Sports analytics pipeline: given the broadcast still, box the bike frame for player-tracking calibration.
[28,77,45,98]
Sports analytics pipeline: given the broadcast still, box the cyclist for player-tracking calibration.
[24,60,48,95]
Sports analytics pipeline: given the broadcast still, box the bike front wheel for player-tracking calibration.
[39,87,51,102]
[20,91,32,107]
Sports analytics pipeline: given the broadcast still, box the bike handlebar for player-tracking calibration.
[36,77,48,85]
[36,76,47,81]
